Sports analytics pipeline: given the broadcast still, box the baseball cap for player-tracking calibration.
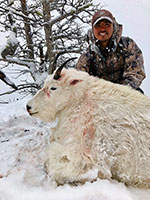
[92,9,114,27]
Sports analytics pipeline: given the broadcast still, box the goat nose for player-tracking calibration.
[26,105,31,112]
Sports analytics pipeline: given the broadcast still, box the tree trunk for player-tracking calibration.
[42,0,54,74]
[20,0,34,59]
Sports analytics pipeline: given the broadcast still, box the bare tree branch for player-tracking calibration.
[0,70,17,89]
[49,3,92,26]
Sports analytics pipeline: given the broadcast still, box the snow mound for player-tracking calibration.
[0,110,150,200]
[0,115,51,186]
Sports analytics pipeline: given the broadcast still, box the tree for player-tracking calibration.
[0,0,101,98]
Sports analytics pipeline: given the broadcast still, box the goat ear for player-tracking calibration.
[70,79,82,86]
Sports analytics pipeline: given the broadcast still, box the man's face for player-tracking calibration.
[93,19,113,44]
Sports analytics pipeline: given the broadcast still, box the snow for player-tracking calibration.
[0,96,150,200]
[7,31,19,45]
[0,31,18,57]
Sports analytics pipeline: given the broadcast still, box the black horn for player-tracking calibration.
[53,57,77,80]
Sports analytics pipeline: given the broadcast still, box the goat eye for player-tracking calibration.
[50,87,57,90]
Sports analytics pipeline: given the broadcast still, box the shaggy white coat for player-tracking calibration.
[27,68,150,188]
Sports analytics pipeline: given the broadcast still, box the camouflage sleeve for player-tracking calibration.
[75,51,90,73]
[121,38,146,89]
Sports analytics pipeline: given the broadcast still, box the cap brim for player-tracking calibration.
[93,16,113,26]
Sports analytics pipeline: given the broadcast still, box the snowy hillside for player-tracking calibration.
[0,99,150,200]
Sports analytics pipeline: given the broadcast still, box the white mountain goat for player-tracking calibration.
[27,62,150,188]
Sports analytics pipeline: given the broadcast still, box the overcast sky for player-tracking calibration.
[93,0,150,96]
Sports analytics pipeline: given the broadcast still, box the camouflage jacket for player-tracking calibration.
[76,21,145,89]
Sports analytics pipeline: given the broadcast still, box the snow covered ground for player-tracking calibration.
[1,98,150,200]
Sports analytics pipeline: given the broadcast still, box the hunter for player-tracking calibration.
[76,9,146,93]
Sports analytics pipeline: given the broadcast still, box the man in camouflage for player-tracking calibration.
[76,9,145,93]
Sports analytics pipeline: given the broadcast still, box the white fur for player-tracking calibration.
[27,68,150,188]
